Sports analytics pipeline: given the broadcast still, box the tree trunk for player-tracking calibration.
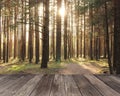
[41,0,49,68]
[52,0,56,60]
[14,7,17,59]
[0,8,1,59]
[89,4,93,60]
[113,0,120,74]
[83,2,86,58]
[76,0,80,58]
[104,1,113,74]
[3,16,6,63]
[64,0,68,60]
[6,17,9,62]
[28,1,33,63]
[35,1,39,64]
[80,15,83,57]
[56,0,61,62]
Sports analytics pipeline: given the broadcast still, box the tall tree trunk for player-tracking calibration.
[56,0,61,62]
[76,0,80,58]
[104,1,113,74]
[35,1,39,64]
[14,7,17,59]
[6,17,9,62]
[113,0,120,74]
[83,2,86,58]
[89,4,93,60]
[41,0,49,68]
[80,15,83,57]
[9,16,13,58]
[23,0,27,60]
[28,1,33,63]
[64,0,68,60]
[52,0,56,60]
[0,8,1,59]
[3,16,6,63]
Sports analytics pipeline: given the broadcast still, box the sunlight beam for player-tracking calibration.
[59,6,65,17]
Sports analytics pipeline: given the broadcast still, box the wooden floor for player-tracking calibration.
[0,74,120,96]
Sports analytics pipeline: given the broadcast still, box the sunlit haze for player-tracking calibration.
[59,6,65,17]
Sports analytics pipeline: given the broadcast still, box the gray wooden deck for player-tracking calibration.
[0,74,120,96]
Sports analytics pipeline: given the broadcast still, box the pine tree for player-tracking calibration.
[35,0,40,64]
[113,0,120,74]
[41,0,49,68]
[56,0,61,62]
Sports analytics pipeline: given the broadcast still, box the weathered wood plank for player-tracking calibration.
[0,74,119,96]
[14,75,43,96]
[50,74,66,96]
[0,75,20,85]
[0,75,8,82]
[0,75,24,94]
[96,75,120,94]
[110,75,120,84]
[85,74,120,96]
[30,74,54,96]
[73,75,102,96]
[0,74,34,96]
[64,75,82,96]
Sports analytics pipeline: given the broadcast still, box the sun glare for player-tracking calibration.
[59,6,65,17]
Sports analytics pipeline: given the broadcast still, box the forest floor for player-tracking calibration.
[59,58,109,74]
[0,58,109,75]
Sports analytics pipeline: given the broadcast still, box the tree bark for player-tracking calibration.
[56,0,61,62]
[41,0,49,68]
[35,0,39,64]
[64,0,68,60]
[113,0,120,74]
[104,1,113,74]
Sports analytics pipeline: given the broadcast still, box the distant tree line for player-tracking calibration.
[0,0,120,74]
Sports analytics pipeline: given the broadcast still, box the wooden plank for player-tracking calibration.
[64,75,82,96]
[0,75,18,85]
[0,74,34,96]
[0,74,28,85]
[73,75,102,96]
[0,75,23,94]
[30,74,54,96]
[50,74,66,96]
[14,75,43,96]
[0,75,8,82]
[110,75,120,84]
[96,75,120,94]
[85,74,120,96]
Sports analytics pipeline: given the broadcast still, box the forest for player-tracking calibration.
[0,0,120,75]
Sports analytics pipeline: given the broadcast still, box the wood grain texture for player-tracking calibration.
[96,75,120,94]
[73,75,102,96]
[0,74,119,96]
[50,74,66,96]
[85,74,120,96]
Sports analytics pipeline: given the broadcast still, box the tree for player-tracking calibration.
[0,6,1,59]
[104,1,113,74]
[56,0,61,62]
[14,5,17,59]
[41,0,49,68]
[51,0,56,60]
[28,0,33,63]
[64,0,68,60]
[35,0,40,64]
[76,0,80,58]
[113,0,120,74]
[3,14,7,63]
[89,3,93,60]
[83,1,86,58]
